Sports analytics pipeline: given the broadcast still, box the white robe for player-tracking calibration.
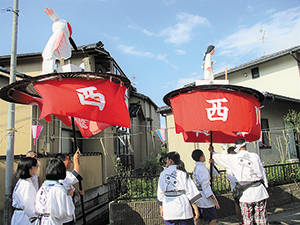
[213,151,269,203]
[193,162,216,208]
[157,165,201,221]
[31,174,39,191]
[227,169,239,191]
[11,178,37,225]
[35,180,75,225]
[204,54,213,81]
[59,170,79,223]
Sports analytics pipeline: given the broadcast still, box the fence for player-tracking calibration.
[107,162,300,201]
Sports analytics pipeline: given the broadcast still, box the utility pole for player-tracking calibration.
[4,0,19,224]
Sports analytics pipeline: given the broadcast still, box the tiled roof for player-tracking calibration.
[214,45,300,78]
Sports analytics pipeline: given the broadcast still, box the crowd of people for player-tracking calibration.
[157,138,269,225]
[11,137,269,225]
[11,149,83,225]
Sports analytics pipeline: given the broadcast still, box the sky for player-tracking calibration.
[0,0,300,108]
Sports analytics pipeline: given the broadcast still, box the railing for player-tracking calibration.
[108,162,300,201]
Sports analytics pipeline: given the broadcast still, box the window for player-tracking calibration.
[114,127,134,169]
[260,118,271,148]
[61,129,83,154]
[251,67,260,79]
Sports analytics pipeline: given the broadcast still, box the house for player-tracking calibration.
[158,45,300,173]
[0,41,161,220]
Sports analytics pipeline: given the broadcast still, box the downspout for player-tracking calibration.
[288,52,300,160]
[143,97,148,157]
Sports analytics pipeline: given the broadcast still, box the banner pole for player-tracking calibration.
[71,117,86,224]
[210,131,213,186]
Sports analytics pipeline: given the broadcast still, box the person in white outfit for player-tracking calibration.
[55,149,83,225]
[209,138,269,225]
[26,150,39,191]
[157,151,201,225]
[11,157,38,225]
[34,158,75,225]
[226,146,243,225]
[192,149,220,225]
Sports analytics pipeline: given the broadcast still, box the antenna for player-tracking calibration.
[259,27,267,56]
[131,74,137,87]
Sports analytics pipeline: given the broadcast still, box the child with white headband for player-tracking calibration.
[209,138,269,225]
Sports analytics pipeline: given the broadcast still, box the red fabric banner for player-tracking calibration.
[74,118,111,138]
[170,89,261,143]
[34,78,130,128]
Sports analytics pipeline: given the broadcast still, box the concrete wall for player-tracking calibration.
[109,182,300,225]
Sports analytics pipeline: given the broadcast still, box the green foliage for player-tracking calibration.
[284,109,300,132]
[140,154,164,175]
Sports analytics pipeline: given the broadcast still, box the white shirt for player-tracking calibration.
[226,169,239,191]
[31,174,39,191]
[213,150,269,203]
[157,165,201,221]
[11,178,37,225]
[193,162,216,208]
[59,170,79,223]
[35,180,75,225]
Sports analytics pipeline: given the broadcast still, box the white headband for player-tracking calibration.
[234,141,249,153]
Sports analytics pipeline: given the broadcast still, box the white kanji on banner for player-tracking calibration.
[205,98,229,122]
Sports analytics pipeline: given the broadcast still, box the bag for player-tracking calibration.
[232,182,244,202]
[232,180,264,202]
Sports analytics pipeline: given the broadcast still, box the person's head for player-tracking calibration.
[227,146,236,154]
[235,138,247,150]
[26,150,38,160]
[15,157,38,179]
[192,149,205,162]
[45,158,66,180]
[55,153,72,170]
[166,152,189,178]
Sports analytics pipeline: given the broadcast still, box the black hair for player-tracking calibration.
[227,146,236,154]
[26,150,37,158]
[15,157,37,179]
[203,45,215,61]
[45,158,66,180]
[167,151,189,179]
[191,149,204,162]
[55,153,67,161]
[235,138,246,145]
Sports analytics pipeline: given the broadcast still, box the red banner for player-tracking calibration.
[34,78,130,128]
[74,118,111,138]
[170,89,261,143]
